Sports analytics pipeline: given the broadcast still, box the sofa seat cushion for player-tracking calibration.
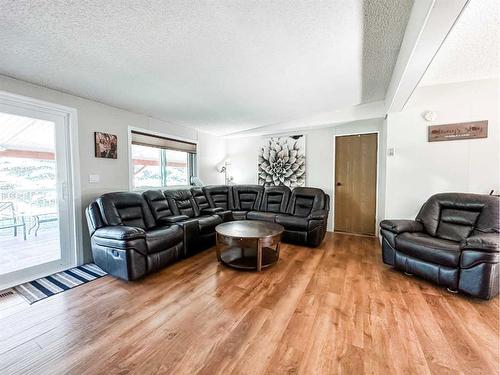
[232,211,248,220]
[197,215,222,234]
[247,211,277,223]
[145,226,184,254]
[395,232,461,267]
[275,214,308,231]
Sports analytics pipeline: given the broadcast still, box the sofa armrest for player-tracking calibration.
[201,207,223,215]
[461,233,500,253]
[93,226,145,240]
[157,215,190,224]
[308,210,328,220]
[379,219,424,234]
[171,218,200,258]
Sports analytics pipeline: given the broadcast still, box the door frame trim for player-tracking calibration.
[333,131,380,236]
[0,90,82,290]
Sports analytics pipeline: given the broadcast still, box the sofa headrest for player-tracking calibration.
[191,187,210,210]
[203,185,231,209]
[143,190,175,221]
[287,187,327,217]
[203,185,230,194]
[261,186,291,213]
[191,187,204,197]
[231,185,264,210]
[232,185,264,194]
[164,188,198,217]
[97,192,155,229]
[164,188,193,201]
[417,193,499,240]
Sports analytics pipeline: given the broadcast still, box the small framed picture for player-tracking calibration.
[94,132,117,159]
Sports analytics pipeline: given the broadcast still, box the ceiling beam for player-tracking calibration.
[385,0,469,113]
[225,100,386,138]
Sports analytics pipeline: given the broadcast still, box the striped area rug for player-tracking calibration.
[14,263,107,304]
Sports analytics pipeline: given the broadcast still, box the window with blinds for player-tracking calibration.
[130,130,197,189]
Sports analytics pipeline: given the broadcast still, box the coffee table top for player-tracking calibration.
[215,220,284,239]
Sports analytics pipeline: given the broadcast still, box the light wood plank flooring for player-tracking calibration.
[1,233,498,374]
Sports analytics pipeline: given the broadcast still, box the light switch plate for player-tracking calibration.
[89,174,100,184]
[387,148,395,157]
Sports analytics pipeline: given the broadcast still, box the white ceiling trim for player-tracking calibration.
[224,100,386,138]
[385,0,469,113]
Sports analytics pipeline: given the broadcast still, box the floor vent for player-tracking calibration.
[0,290,15,299]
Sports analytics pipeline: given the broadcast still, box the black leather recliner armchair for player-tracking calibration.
[87,192,184,281]
[380,193,499,299]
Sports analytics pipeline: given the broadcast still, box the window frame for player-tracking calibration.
[128,126,198,191]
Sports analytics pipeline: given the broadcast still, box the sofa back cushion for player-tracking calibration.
[191,187,210,211]
[260,186,291,213]
[287,187,326,217]
[231,185,264,211]
[164,189,199,218]
[143,190,175,221]
[204,185,231,210]
[417,193,499,242]
[97,192,155,229]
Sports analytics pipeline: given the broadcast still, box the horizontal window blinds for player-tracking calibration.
[131,131,196,153]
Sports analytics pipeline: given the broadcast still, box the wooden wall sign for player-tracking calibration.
[428,121,488,142]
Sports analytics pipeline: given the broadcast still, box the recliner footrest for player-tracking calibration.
[91,244,147,281]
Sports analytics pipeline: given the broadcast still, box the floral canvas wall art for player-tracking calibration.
[258,135,306,187]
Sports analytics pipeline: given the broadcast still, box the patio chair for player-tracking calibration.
[0,201,27,240]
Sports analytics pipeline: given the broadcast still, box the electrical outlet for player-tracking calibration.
[89,174,100,184]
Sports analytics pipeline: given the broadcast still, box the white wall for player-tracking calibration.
[225,118,385,231]
[197,130,226,185]
[384,78,499,219]
[0,75,207,262]
[225,137,262,185]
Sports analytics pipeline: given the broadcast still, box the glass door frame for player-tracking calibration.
[0,90,81,290]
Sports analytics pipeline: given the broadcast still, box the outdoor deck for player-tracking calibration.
[0,224,59,275]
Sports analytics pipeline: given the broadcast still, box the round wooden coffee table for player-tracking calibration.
[215,221,284,271]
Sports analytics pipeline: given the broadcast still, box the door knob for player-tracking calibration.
[336,182,342,186]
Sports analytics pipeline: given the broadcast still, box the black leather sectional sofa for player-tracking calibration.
[380,193,499,299]
[86,185,330,281]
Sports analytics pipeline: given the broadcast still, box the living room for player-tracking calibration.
[0,1,498,374]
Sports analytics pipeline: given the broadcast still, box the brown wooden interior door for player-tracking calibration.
[334,133,377,235]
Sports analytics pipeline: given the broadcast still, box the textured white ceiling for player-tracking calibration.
[0,1,412,135]
[420,0,499,86]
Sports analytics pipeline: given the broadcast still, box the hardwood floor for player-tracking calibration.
[1,232,498,374]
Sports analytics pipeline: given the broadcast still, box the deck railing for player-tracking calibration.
[0,188,57,214]
[0,188,58,237]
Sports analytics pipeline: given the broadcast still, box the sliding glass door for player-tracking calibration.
[0,101,75,289]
